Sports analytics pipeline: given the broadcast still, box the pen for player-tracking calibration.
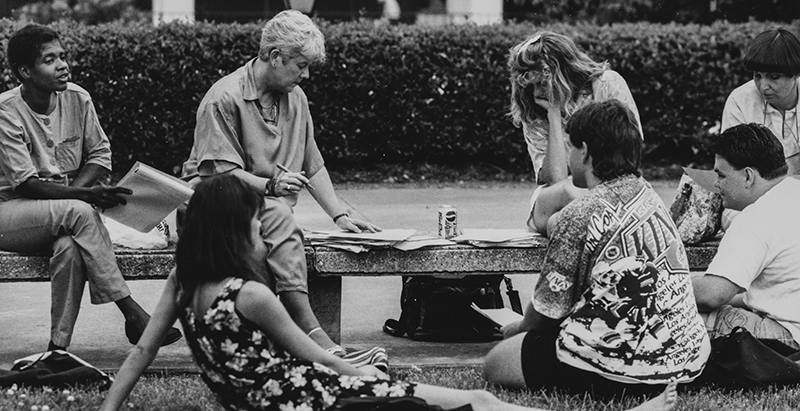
[276,163,315,191]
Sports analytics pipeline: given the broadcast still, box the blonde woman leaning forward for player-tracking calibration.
[100,174,677,411]
[508,31,643,235]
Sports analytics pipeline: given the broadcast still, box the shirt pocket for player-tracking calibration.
[55,136,83,172]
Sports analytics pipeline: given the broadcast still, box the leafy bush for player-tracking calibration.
[12,0,149,25]
[0,19,794,175]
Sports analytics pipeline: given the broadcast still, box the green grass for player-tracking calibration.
[2,367,799,411]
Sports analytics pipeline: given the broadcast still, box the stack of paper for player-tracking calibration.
[451,228,544,248]
[393,234,455,251]
[304,229,417,253]
[471,302,524,327]
[102,162,194,233]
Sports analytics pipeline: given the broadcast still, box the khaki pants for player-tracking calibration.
[0,198,130,347]
[258,197,309,294]
[704,305,799,350]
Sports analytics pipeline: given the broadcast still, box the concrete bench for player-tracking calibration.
[0,240,720,343]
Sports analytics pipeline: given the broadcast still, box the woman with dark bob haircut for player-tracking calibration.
[722,28,800,175]
[101,174,679,410]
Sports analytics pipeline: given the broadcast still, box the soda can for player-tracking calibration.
[438,205,458,239]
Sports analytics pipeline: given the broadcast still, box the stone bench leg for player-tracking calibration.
[308,274,342,344]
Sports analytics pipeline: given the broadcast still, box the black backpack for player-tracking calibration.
[383,275,522,342]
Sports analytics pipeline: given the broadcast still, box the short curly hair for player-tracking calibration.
[258,10,326,64]
[6,24,61,82]
[711,123,788,180]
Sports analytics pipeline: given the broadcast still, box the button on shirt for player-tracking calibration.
[0,83,112,201]
[182,58,325,207]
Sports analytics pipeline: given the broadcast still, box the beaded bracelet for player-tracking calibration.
[265,178,278,197]
[332,212,349,223]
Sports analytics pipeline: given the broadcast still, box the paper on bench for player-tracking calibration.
[102,162,193,233]
[451,228,543,248]
[453,228,541,242]
[393,234,455,251]
[304,228,415,242]
[471,302,524,328]
[304,229,416,252]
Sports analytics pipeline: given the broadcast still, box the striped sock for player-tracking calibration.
[339,346,389,372]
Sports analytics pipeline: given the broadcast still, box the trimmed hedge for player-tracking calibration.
[0,19,795,176]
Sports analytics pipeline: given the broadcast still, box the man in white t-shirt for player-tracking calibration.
[693,122,800,350]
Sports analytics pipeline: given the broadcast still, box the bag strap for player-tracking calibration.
[503,277,523,314]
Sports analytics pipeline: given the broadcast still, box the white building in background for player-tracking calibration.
[418,0,503,25]
[446,0,502,24]
[152,0,194,24]
[150,0,503,25]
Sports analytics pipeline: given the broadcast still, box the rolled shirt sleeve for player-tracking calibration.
[78,95,112,171]
[0,107,39,189]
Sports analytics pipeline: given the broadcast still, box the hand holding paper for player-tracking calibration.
[86,183,132,209]
[102,162,194,233]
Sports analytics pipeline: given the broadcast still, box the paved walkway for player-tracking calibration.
[0,181,678,371]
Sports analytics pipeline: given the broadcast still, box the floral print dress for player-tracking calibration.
[179,277,415,411]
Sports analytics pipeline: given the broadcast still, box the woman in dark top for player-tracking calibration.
[100,174,676,411]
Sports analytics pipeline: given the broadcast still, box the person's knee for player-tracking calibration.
[259,198,298,236]
[51,235,79,258]
[482,344,505,383]
[63,200,99,226]
[482,335,527,388]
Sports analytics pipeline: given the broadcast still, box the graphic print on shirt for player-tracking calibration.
[558,186,708,384]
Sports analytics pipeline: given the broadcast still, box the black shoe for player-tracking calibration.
[125,316,183,346]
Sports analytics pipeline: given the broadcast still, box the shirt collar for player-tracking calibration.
[242,58,260,101]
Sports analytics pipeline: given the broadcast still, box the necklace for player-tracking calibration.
[257,92,280,124]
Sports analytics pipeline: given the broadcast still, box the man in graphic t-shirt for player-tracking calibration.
[483,100,710,399]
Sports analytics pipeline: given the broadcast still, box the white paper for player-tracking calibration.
[102,162,194,233]
[471,303,523,327]
[683,167,719,193]
[304,229,416,243]
[452,228,542,243]
[393,234,455,251]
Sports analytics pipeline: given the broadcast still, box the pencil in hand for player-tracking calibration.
[276,163,315,190]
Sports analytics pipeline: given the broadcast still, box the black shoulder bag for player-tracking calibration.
[382,275,522,342]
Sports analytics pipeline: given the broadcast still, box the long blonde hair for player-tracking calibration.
[508,31,608,128]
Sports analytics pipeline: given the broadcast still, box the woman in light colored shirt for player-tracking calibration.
[721,28,800,175]
[507,31,642,235]
[719,28,800,229]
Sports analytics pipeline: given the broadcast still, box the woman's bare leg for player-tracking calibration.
[413,384,544,411]
[412,381,677,411]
